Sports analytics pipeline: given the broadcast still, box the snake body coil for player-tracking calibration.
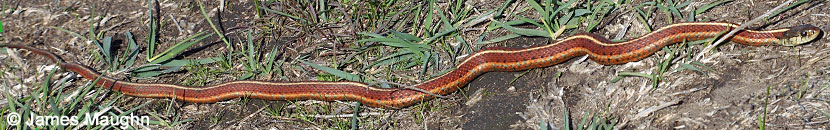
[2,22,822,108]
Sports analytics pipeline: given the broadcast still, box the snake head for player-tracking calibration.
[779,24,822,46]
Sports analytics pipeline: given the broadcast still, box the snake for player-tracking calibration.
[1,22,822,108]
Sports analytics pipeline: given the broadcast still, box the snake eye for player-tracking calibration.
[801,31,808,37]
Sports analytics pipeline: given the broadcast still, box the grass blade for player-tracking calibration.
[611,72,656,83]
[196,0,230,47]
[492,20,549,37]
[526,0,548,22]
[123,32,140,68]
[563,107,570,130]
[300,60,363,82]
[146,0,159,61]
[148,32,211,64]
[679,63,706,74]
[258,5,303,21]
[767,0,809,20]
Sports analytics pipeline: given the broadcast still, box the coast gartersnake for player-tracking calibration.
[1,22,822,108]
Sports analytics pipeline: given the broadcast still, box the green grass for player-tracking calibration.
[3,0,221,129]
[410,99,451,125]
[490,0,620,39]
[195,0,230,48]
[490,0,723,88]
[609,37,716,88]
[766,0,809,21]
[633,0,732,31]
[552,105,617,130]
[249,2,434,126]
[180,61,222,86]
[610,42,695,87]
[2,1,214,128]
[2,69,152,129]
[757,85,771,130]
[601,0,737,87]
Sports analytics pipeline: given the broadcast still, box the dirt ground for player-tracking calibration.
[1,0,828,129]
